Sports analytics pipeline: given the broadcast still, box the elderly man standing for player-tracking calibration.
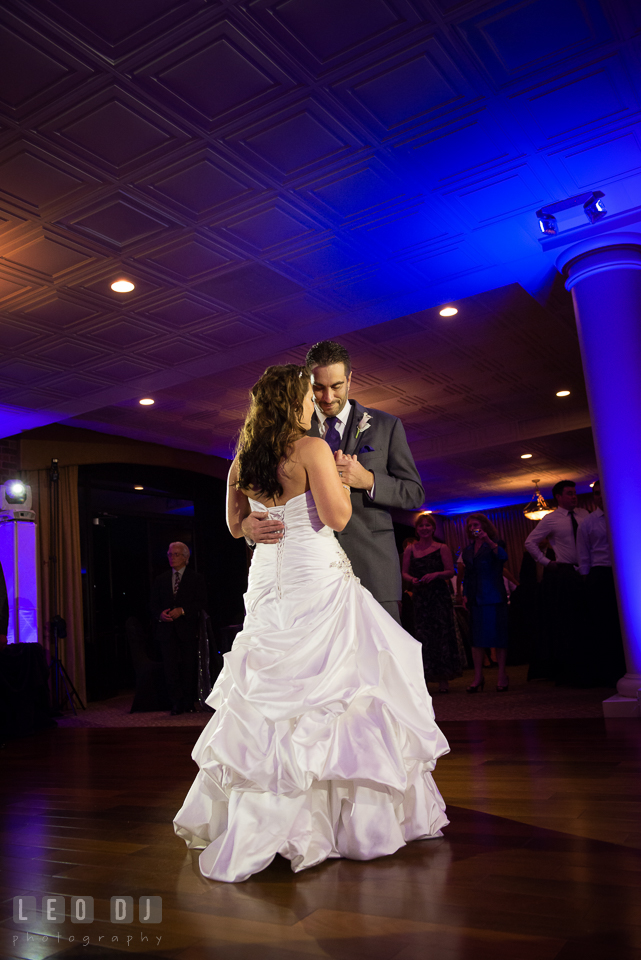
[151,542,207,715]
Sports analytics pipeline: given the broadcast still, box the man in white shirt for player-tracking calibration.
[524,480,588,684]
[524,480,589,568]
[577,481,626,685]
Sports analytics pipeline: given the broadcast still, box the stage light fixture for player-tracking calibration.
[6,480,27,503]
[584,193,607,224]
[139,398,154,406]
[556,390,570,397]
[536,191,606,236]
[111,279,135,293]
[439,306,458,317]
[538,213,558,236]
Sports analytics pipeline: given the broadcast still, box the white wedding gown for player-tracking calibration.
[174,490,450,882]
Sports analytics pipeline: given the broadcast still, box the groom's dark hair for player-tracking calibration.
[305,340,351,376]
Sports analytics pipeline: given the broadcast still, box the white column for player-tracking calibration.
[557,233,641,708]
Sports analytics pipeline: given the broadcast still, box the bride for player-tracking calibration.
[174,364,449,882]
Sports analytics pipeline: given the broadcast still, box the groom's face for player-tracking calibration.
[310,362,352,418]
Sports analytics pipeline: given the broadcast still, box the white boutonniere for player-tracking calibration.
[355,412,372,439]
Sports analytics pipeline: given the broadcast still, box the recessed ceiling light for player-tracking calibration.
[439,306,458,317]
[139,398,154,406]
[111,280,135,293]
[556,390,570,397]
[521,453,533,459]
[134,485,144,490]
[589,481,595,488]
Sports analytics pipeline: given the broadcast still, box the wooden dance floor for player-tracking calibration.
[2,719,641,960]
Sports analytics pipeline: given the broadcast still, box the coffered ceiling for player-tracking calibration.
[1,0,639,510]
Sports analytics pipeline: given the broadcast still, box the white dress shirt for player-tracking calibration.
[524,507,589,566]
[315,401,351,442]
[577,508,611,574]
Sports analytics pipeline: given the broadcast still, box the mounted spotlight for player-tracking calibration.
[584,192,607,224]
[538,213,557,236]
[536,191,606,236]
[4,480,27,504]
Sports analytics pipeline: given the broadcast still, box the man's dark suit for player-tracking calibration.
[310,399,424,621]
[151,566,207,710]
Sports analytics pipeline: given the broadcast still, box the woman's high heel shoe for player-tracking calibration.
[466,678,485,693]
[496,677,510,692]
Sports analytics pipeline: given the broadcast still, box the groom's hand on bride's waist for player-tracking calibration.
[241,511,285,544]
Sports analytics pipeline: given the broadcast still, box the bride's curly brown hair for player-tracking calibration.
[235,364,311,499]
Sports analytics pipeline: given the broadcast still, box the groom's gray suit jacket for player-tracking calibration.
[309,400,425,604]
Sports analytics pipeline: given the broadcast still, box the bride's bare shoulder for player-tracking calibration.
[295,436,332,460]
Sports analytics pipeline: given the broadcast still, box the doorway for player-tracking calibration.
[79,463,246,700]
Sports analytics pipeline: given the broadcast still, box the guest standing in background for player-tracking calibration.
[402,514,462,693]
[151,542,208,716]
[462,514,509,692]
[524,480,588,684]
[577,480,626,686]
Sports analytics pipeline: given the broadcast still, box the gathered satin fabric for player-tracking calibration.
[174,490,450,882]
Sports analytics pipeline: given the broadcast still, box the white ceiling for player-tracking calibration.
[2,0,636,508]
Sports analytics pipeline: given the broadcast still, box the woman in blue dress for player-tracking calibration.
[462,513,509,693]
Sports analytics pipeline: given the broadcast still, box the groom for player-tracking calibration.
[241,341,425,622]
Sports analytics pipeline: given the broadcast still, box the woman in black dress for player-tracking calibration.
[462,513,509,692]
[402,513,462,693]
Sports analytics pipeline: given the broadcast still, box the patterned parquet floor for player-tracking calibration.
[2,718,640,960]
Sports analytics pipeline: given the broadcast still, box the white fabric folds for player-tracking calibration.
[174,490,449,882]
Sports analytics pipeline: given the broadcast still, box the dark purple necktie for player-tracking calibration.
[568,509,578,541]
[324,416,341,453]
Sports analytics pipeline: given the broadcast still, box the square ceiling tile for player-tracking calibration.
[139,238,234,279]
[24,295,100,327]
[65,195,177,247]
[85,318,161,347]
[145,296,220,327]
[2,235,95,277]
[194,261,304,310]
[92,356,162,380]
[143,152,266,218]
[0,358,59,383]
[0,144,95,212]
[33,339,106,366]
[135,20,295,129]
[43,88,188,173]
[142,338,204,364]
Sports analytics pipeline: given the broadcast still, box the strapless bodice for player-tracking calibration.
[248,489,335,543]
[247,489,353,603]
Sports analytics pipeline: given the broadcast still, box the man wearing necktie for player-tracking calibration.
[524,480,589,684]
[151,542,208,715]
[241,341,425,623]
